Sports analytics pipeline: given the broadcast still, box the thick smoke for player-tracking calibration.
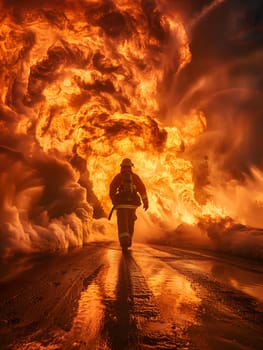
[0,0,263,259]
[0,144,94,257]
[169,0,263,174]
[162,0,263,226]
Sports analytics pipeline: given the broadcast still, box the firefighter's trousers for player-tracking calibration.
[116,207,137,247]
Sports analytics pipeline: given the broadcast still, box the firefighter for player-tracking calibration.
[109,158,148,250]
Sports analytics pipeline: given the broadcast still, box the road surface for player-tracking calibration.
[0,242,263,350]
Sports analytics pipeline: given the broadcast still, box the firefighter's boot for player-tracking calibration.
[119,233,131,251]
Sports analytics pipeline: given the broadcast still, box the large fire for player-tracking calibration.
[1,0,262,257]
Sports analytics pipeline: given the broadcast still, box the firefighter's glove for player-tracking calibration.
[143,200,149,211]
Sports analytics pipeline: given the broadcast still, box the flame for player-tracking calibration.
[0,2,219,243]
[2,0,260,256]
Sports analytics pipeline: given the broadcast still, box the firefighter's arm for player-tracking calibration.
[109,175,119,204]
[135,175,149,210]
[110,174,123,204]
[142,193,149,211]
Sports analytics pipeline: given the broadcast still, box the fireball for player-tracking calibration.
[0,0,231,255]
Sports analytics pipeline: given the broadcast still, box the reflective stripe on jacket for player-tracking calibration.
[114,204,138,209]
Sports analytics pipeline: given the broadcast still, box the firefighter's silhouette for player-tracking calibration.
[109,158,148,250]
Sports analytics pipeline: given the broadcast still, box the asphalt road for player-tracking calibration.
[0,242,263,350]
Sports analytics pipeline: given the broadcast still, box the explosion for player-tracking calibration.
[0,0,262,257]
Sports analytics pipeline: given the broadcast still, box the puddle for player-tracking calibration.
[147,246,263,304]
[134,248,201,329]
[173,258,263,303]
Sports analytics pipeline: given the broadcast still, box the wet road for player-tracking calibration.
[0,242,263,350]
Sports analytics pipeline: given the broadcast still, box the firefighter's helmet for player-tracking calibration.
[120,158,134,167]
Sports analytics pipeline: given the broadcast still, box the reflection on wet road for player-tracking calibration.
[148,245,263,303]
[1,243,263,349]
[60,269,106,349]
[133,248,201,341]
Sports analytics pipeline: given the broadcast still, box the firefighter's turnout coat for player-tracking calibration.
[109,171,148,209]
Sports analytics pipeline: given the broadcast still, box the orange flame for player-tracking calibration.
[0,0,235,255]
